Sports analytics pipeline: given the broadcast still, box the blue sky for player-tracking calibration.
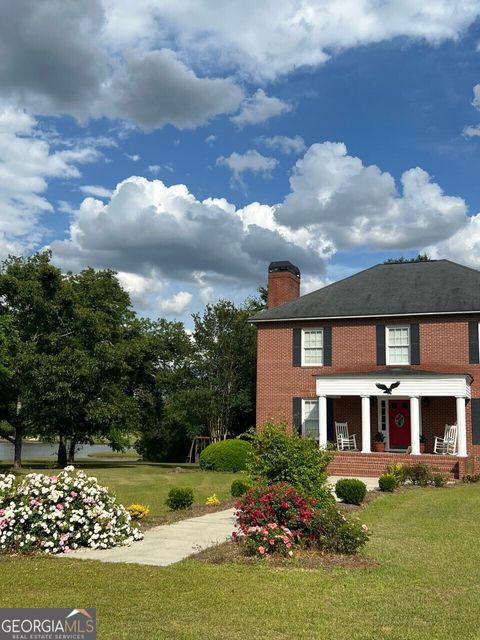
[2,1,480,325]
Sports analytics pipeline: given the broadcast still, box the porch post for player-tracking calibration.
[318,395,328,449]
[361,396,371,453]
[456,396,467,457]
[410,396,420,455]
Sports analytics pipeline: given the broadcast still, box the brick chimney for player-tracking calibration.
[267,261,301,309]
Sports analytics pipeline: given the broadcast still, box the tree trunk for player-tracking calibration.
[13,396,23,468]
[13,425,23,468]
[67,438,76,464]
[57,433,67,467]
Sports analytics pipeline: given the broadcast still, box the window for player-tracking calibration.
[302,399,318,438]
[302,329,323,366]
[386,326,410,365]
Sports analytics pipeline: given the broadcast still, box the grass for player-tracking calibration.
[2,484,480,639]
[0,460,237,516]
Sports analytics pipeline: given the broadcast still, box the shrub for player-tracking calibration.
[403,463,433,487]
[235,482,316,539]
[205,494,220,506]
[432,473,447,488]
[246,421,335,505]
[0,467,143,554]
[166,487,194,510]
[335,478,367,505]
[463,473,480,483]
[127,503,150,520]
[385,462,405,486]
[231,478,250,498]
[378,473,397,492]
[306,506,370,554]
[199,439,253,472]
[233,484,369,557]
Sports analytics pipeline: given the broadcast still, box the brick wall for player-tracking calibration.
[255,314,480,463]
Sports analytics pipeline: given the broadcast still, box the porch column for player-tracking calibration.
[361,396,371,453]
[456,396,467,457]
[410,396,420,455]
[318,395,328,449]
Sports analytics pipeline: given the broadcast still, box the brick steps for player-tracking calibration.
[328,452,468,479]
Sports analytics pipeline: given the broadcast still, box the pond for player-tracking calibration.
[0,440,113,461]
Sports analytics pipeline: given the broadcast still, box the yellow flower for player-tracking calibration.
[127,503,150,520]
[206,494,220,506]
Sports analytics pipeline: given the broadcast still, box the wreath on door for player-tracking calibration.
[394,413,405,428]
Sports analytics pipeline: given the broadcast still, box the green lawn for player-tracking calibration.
[2,484,480,639]
[0,461,236,515]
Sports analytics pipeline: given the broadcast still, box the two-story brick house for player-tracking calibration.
[250,259,480,479]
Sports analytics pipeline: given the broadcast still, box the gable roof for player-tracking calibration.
[251,259,480,322]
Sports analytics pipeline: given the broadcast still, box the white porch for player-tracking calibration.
[315,370,471,457]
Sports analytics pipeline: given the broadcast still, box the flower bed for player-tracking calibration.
[0,466,143,554]
[233,482,369,558]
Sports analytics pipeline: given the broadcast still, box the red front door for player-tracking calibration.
[388,400,411,449]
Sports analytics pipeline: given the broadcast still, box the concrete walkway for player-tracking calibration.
[63,475,378,568]
[65,508,236,567]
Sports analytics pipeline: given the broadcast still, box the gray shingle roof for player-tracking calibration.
[251,260,480,322]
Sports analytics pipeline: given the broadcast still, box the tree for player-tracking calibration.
[191,299,257,442]
[383,253,431,264]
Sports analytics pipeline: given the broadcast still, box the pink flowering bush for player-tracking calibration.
[0,466,143,554]
[233,482,369,557]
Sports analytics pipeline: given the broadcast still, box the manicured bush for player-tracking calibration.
[335,478,367,505]
[231,478,250,497]
[199,439,253,472]
[166,486,194,510]
[235,483,316,538]
[127,503,150,520]
[306,506,370,554]
[0,467,143,554]
[403,463,433,487]
[246,421,335,505]
[385,462,405,486]
[238,523,296,557]
[432,473,447,488]
[378,473,397,492]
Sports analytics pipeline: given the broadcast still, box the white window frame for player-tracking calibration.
[302,398,319,439]
[386,325,411,366]
[301,328,324,367]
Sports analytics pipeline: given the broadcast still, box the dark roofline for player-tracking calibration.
[250,309,480,323]
[312,367,473,383]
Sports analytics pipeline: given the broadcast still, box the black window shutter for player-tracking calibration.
[292,328,302,367]
[326,398,334,442]
[472,398,480,444]
[323,327,332,366]
[292,397,302,434]
[410,323,420,365]
[376,324,386,365]
[469,321,479,364]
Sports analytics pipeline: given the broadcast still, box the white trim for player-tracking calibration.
[385,325,411,365]
[316,374,471,399]
[301,328,324,367]
[251,310,480,323]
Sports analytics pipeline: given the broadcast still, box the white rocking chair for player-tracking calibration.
[434,424,457,455]
[335,421,357,451]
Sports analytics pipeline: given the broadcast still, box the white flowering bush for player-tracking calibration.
[0,466,143,554]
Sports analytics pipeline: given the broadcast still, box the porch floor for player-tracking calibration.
[328,451,472,480]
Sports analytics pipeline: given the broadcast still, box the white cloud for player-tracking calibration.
[275,142,467,249]
[101,1,480,82]
[148,163,173,175]
[216,150,278,187]
[79,185,112,198]
[126,153,141,161]
[159,291,193,316]
[473,84,480,108]
[231,90,291,127]
[425,214,480,268]
[205,134,217,145]
[257,135,306,155]
[0,107,100,258]
[463,124,480,137]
